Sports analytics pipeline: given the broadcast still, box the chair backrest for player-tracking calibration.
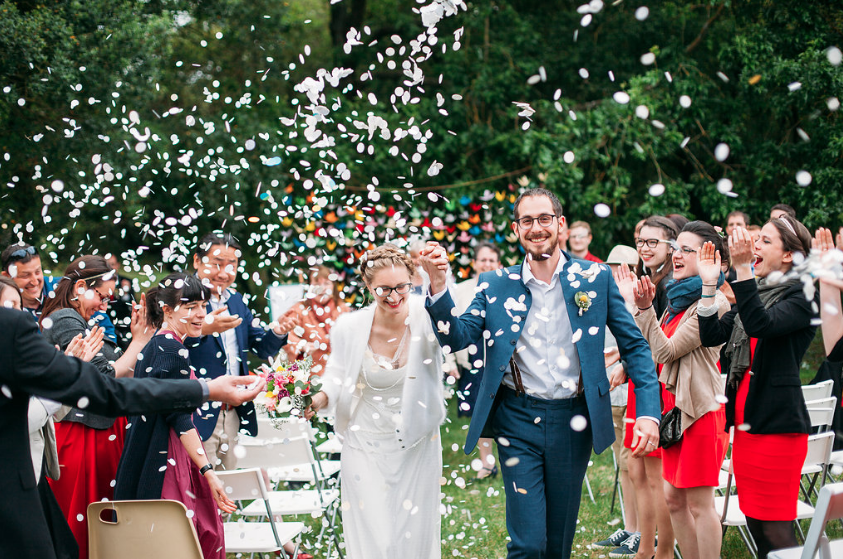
[216,468,286,548]
[806,397,838,432]
[800,483,843,559]
[87,500,203,559]
[804,431,835,485]
[802,380,834,402]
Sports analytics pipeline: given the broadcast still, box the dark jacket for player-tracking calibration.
[114,334,196,501]
[186,290,285,440]
[699,278,816,435]
[0,309,204,559]
[43,308,123,429]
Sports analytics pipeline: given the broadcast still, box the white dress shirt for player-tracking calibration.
[503,253,582,399]
[210,290,242,376]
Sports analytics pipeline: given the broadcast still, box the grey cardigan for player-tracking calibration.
[42,308,124,429]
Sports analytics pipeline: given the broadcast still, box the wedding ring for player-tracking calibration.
[647,441,657,447]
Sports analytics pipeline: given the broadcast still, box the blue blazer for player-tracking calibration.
[186,290,286,440]
[426,254,660,454]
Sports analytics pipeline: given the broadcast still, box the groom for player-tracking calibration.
[421,188,660,559]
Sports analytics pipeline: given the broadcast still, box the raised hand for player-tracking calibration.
[419,241,450,295]
[697,241,722,285]
[633,276,657,310]
[273,313,297,337]
[727,226,754,268]
[201,305,242,336]
[206,375,266,406]
[130,293,153,344]
[612,263,637,306]
[813,227,835,254]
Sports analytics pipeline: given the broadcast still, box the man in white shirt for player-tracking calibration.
[187,233,295,469]
[422,188,660,559]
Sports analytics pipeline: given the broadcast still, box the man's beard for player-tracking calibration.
[522,233,557,261]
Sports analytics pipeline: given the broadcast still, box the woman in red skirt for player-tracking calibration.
[631,221,731,559]
[698,216,816,559]
[40,255,153,559]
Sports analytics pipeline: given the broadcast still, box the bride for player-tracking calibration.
[307,244,446,559]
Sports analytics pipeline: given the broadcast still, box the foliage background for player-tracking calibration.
[1,0,841,307]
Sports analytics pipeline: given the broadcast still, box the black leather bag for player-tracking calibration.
[659,406,682,449]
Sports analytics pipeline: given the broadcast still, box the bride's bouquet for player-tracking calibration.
[255,355,322,425]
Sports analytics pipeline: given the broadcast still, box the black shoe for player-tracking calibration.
[592,528,633,549]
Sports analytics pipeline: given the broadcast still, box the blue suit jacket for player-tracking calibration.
[426,254,660,454]
[186,290,286,440]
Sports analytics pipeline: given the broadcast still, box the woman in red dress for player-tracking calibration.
[630,221,731,559]
[40,256,153,559]
[616,216,679,559]
[698,216,816,559]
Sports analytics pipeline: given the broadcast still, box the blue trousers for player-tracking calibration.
[492,387,593,559]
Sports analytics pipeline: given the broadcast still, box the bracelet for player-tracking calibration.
[702,283,718,287]
[199,463,213,476]
[637,305,653,311]
[701,294,716,298]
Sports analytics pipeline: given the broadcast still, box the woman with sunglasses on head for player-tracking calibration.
[306,244,446,559]
[115,273,232,559]
[39,255,154,559]
[698,216,816,559]
[623,222,731,559]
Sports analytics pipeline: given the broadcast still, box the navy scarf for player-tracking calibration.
[664,272,724,323]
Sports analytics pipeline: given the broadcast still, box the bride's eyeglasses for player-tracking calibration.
[373,283,413,298]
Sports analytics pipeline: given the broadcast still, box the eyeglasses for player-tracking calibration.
[92,288,112,304]
[636,238,673,249]
[671,244,699,255]
[8,246,36,260]
[514,214,557,230]
[373,282,413,298]
[569,233,590,240]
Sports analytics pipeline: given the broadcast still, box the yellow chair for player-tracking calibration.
[88,500,203,559]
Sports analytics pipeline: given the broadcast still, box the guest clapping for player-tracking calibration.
[698,218,816,558]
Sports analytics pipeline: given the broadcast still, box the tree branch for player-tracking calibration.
[685,4,724,54]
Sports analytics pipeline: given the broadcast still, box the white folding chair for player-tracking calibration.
[717,432,834,556]
[768,483,843,559]
[802,381,835,403]
[241,418,341,488]
[800,431,836,505]
[215,468,305,558]
[239,435,344,559]
[805,397,837,433]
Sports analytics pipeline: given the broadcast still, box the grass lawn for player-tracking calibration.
[231,332,837,558]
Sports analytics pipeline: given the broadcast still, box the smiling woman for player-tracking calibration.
[115,273,232,559]
[307,244,447,559]
[40,255,154,559]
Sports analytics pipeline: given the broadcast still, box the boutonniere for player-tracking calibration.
[574,291,592,316]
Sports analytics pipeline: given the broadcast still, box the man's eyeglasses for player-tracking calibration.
[635,238,673,249]
[373,283,413,298]
[514,214,557,230]
[569,233,590,240]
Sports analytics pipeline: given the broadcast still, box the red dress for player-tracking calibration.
[49,416,128,559]
[658,313,729,488]
[731,338,808,521]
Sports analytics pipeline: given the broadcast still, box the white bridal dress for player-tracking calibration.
[340,340,442,559]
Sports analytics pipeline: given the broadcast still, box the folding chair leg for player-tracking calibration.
[736,525,758,558]
[583,473,596,504]
[610,464,620,514]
